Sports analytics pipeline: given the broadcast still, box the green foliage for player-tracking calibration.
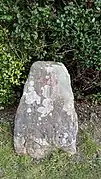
[56,1,101,70]
[79,131,100,158]
[0,29,25,104]
[89,92,101,104]
[1,0,101,65]
[0,0,101,104]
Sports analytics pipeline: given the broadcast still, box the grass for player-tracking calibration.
[0,121,101,179]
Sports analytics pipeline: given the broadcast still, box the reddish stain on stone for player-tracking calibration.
[39,74,58,87]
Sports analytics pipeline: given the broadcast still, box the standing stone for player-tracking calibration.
[14,61,78,160]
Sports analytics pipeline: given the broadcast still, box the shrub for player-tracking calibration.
[0,0,101,104]
[0,29,26,104]
[1,0,100,68]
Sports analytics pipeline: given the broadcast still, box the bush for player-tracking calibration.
[0,0,101,104]
[64,2,101,70]
[0,29,26,104]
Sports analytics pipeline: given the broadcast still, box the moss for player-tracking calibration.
[0,122,101,179]
[78,129,100,158]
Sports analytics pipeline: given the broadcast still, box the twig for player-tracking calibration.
[57,49,76,55]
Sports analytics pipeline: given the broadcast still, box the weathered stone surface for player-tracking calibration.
[14,61,78,160]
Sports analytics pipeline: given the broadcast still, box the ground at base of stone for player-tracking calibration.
[0,100,101,179]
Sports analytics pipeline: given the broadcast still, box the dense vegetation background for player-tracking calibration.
[0,0,101,105]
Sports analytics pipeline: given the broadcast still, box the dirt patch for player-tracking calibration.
[75,100,101,123]
[0,104,17,122]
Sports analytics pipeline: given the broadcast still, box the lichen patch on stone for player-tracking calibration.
[25,91,41,105]
[37,98,53,117]
[45,66,53,74]
[41,85,51,98]
[38,117,42,121]
[29,80,34,86]
[27,108,32,113]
